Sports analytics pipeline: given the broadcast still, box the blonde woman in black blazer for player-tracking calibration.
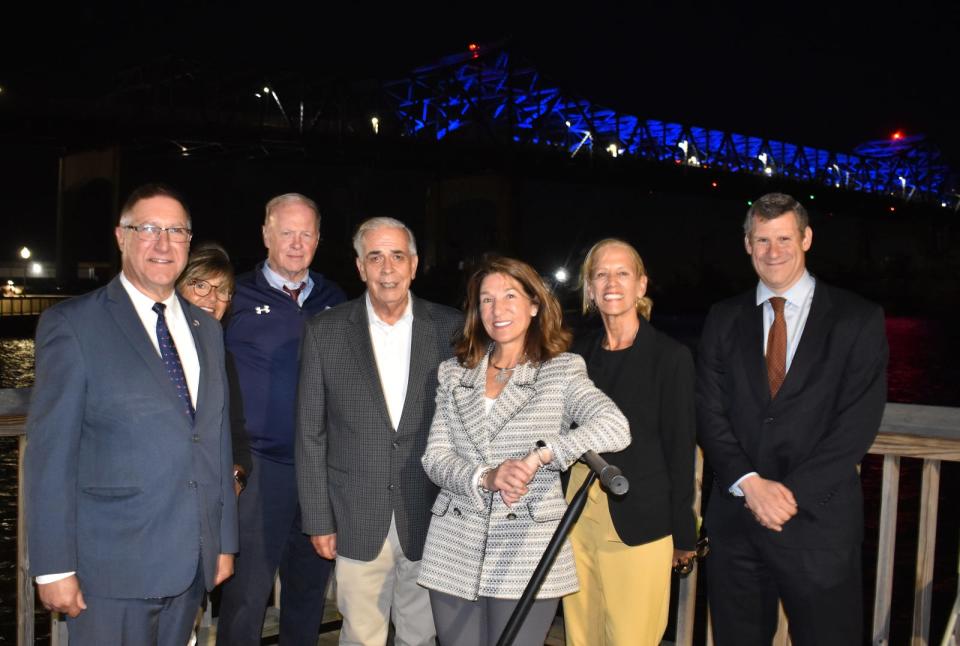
[563,239,698,646]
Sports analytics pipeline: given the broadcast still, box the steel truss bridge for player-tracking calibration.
[384,44,956,210]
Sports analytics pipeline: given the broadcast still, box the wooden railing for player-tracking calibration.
[0,297,69,318]
[2,390,959,645]
[674,402,960,646]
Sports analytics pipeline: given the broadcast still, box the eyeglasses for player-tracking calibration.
[123,224,192,243]
[189,279,232,302]
[673,536,710,577]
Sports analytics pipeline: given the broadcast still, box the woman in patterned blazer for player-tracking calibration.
[419,256,630,646]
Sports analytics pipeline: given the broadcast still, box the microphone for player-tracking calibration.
[580,450,629,495]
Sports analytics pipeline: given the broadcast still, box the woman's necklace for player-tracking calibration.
[490,357,523,384]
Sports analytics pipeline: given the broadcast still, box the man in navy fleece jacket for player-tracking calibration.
[217,193,346,646]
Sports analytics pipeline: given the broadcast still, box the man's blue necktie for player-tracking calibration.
[152,302,195,422]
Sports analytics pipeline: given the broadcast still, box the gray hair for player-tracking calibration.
[118,182,192,228]
[264,193,320,226]
[743,192,809,237]
[352,217,418,257]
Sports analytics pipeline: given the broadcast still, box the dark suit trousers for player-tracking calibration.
[67,561,204,646]
[707,528,862,646]
[216,454,333,646]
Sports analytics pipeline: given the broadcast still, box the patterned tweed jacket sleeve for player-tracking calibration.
[417,351,630,600]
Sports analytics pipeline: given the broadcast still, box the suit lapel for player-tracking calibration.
[736,294,770,405]
[346,297,394,430]
[105,277,188,413]
[397,296,433,434]
[181,296,206,419]
[486,360,538,442]
[776,281,833,402]
[453,353,490,453]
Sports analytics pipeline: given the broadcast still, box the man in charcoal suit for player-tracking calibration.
[296,217,462,646]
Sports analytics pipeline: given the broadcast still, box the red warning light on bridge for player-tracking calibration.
[891,131,904,140]
[468,43,480,59]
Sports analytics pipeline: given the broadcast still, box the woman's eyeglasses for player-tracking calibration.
[189,279,232,302]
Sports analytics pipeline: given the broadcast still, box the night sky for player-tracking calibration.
[2,4,959,264]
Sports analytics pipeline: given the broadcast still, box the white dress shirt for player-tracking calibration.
[37,273,201,584]
[731,270,816,496]
[365,293,413,431]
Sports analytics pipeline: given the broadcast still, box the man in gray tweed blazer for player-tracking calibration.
[296,217,463,646]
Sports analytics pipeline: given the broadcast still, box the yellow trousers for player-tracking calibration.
[563,463,673,646]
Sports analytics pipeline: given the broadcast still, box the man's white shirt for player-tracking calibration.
[365,293,414,431]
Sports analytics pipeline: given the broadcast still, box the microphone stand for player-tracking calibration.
[495,451,628,646]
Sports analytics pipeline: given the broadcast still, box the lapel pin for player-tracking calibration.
[192,319,200,327]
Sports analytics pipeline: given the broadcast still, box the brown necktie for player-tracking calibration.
[283,283,304,303]
[766,296,787,398]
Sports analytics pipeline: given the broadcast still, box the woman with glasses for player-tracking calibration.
[176,243,250,496]
[176,243,235,321]
[562,239,698,646]
[418,256,629,646]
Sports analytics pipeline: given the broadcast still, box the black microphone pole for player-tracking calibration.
[496,452,629,646]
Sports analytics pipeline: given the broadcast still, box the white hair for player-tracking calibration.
[352,217,417,257]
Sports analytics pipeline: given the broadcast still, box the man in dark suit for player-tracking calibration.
[697,192,888,646]
[25,184,238,646]
[296,217,462,646]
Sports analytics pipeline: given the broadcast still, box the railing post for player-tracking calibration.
[674,447,704,646]
[873,454,901,645]
[17,433,35,646]
[912,459,941,646]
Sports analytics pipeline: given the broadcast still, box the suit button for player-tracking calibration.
[763,417,775,424]
[187,481,197,488]
[506,512,517,520]
[192,434,200,442]
[392,441,399,449]
[453,508,462,517]
[387,484,396,491]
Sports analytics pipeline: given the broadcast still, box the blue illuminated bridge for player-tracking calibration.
[382,44,956,209]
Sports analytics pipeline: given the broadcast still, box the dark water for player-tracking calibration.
[2,315,959,644]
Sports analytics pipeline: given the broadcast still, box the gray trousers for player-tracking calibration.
[429,589,558,646]
[66,562,205,646]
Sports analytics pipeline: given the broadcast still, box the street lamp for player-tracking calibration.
[19,247,30,294]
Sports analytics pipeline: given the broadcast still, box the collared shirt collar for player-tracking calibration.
[755,270,815,308]
[262,261,314,295]
[365,291,414,329]
[119,271,181,316]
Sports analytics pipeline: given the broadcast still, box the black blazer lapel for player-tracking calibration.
[776,281,834,402]
[346,297,394,430]
[736,295,770,405]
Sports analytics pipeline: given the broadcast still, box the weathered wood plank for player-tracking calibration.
[911,459,940,646]
[872,454,901,645]
[675,448,705,646]
[17,434,33,646]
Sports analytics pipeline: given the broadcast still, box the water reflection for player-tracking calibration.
[0,339,35,389]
